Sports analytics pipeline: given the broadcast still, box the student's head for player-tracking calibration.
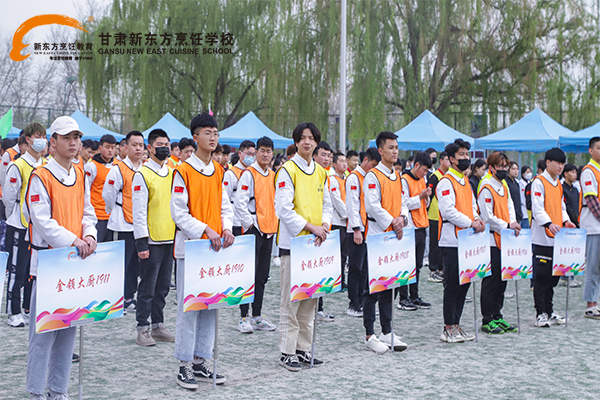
[486,151,509,182]
[22,122,46,155]
[273,153,285,171]
[313,141,332,168]
[438,151,450,172]
[470,159,487,178]
[147,129,170,163]
[179,138,196,162]
[444,139,471,172]
[346,149,359,171]
[361,147,381,172]
[81,139,95,162]
[332,152,347,174]
[256,136,274,168]
[190,113,219,153]
[212,143,223,164]
[563,163,577,183]
[49,116,83,161]
[376,131,398,166]
[170,141,181,159]
[18,134,28,154]
[521,165,532,181]
[125,130,145,162]
[412,152,432,179]
[221,144,231,165]
[1,138,15,157]
[425,147,437,166]
[544,147,566,177]
[536,159,546,175]
[589,137,600,163]
[99,134,116,162]
[119,138,128,158]
[292,122,321,161]
[509,161,519,179]
[286,143,297,159]
[238,140,256,167]
[394,159,404,173]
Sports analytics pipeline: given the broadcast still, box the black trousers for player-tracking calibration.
[442,247,470,325]
[428,220,442,272]
[399,228,426,301]
[96,219,113,243]
[532,244,559,316]
[5,225,31,315]
[118,231,140,300]
[240,227,273,317]
[331,225,349,288]
[363,255,392,336]
[480,247,506,324]
[136,243,173,327]
[347,231,368,310]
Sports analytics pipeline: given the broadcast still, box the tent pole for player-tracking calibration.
[519,152,522,170]
[339,0,347,152]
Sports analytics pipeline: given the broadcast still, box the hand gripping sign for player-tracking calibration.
[366,228,416,294]
[457,225,491,285]
[501,229,533,281]
[552,228,587,277]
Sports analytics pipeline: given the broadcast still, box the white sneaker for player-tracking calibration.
[535,313,550,327]
[251,316,276,331]
[346,308,363,317]
[7,314,25,327]
[272,257,281,267]
[365,335,389,354]
[456,326,475,341]
[440,327,464,343]
[317,311,335,322]
[585,306,600,320]
[378,332,407,351]
[22,311,30,325]
[237,317,254,333]
[549,312,567,325]
[505,292,515,299]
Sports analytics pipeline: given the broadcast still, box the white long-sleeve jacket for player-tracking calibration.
[477,176,517,247]
[531,170,570,247]
[103,156,142,232]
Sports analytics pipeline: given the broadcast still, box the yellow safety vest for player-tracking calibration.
[276,160,328,242]
[14,157,35,228]
[138,165,176,242]
[428,169,443,221]
[477,170,509,194]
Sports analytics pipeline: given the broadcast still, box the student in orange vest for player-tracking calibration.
[234,136,278,334]
[477,151,520,334]
[531,148,575,327]
[81,139,95,163]
[397,152,433,311]
[166,141,181,169]
[437,139,484,343]
[362,131,409,354]
[71,142,85,174]
[0,133,21,187]
[116,138,127,162]
[179,138,196,163]
[103,131,145,312]
[25,116,97,399]
[3,122,46,328]
[330,152,349,290]
[171,113,232,389]
[345,148,380,318]
[211,143,223,166]
[84,134,116,243]
[223,140,256,236]
[132,129,176,347]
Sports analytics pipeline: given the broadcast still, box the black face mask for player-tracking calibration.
[431,157,437,165]
[457,159,470,172]
[495,170,508,181]
[154,146,170,161]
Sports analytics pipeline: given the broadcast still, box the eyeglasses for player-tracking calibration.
[200,131,220,138]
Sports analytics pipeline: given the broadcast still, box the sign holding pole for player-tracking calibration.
[501,228,532,334]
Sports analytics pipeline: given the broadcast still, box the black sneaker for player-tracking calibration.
[411,298,431,309]
[176,365,198,390]
[124,298,137,311]
[72,353,80,363]
[397,298,417,311]
[192,360,226,384]
[296,350,323,365]
[279,353,301,372]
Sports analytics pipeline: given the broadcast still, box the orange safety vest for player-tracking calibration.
[369,168,403,232]
[89,159,112,220]
[176,160,224,238]
[330,174,346,202]
[349,170,367,229]
[535,175,563,238]
[116,161,136,224]
[73,156,84,174]
[403,174,429,229]
[28,166,85,242]
[246,166,278,234]
[480,183,510,248]
[438,173,475,240]
[7,147,19,162]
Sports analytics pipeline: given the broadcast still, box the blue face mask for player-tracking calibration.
[244,155,255,165]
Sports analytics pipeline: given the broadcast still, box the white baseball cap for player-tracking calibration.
[50,116,83,136]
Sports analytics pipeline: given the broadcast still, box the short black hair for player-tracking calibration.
[179,137,196,151]
[333,152,346,164]
[148,129,169,145]
[439,151,448,161]
[473,158,487,170]
[92,140,99,151]
[239,140,256,152]
[445,139,471,160]
[171,141,179,150]
[292,122,321,144]
[364,147,381,163]
[346,149,358,159]
[590,137,600,149]
[222,144,231,154]
[414,152,432,169]
[375,131,398,149]
[256,136,274,150]
[126,130,144,144]
[190,113,218,136]
[563,163,577,173]
[231,153,239,165]
[537,159,546,172]
[82,139,95,150]
[119,138,127,145]
[314,141,332,155]
[425,147,436,155]
[213,143,223,154]
[273,153,286,170]
[544,147,566,164]
[1,138,16,151]
[100,134,116,146]
[521,165,531,176]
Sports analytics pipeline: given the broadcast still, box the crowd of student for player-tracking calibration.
[3,114,600,399]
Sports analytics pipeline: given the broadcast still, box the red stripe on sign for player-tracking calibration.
[174,186,184,193]
[442,190,450,196]
[134,185,141,192]
[368,184,376,189]
[350,185,357,190]
[485,198,491,203]
[9,177,16,183]
[108,180,115,185]
[534,192,541,197]
[279,182,285,188]
[585,181,592,186]
[30,194,40,202]
[241,185,248,191]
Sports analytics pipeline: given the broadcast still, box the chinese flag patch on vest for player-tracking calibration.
[174,186,184,194]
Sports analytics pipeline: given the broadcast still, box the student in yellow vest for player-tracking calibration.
[345,148,380,319]
[223,140,256,236]
[25,116,97,399]
[426,151,450,283]
[0,134,21,187]
[330,152,349,290]
[477,151,521,334]
[531,148,575,327]
[234,136,278,334]
[3,122,45,328]
[171,113,232,389]
[166,141,182,169]
[84,134,116,243]
[398,152,433,311]
[275,122,332,371]
[362,131,409,354]
[220,144,231,170]
[132,129,176,347]
[437,139,484,343]
[103,131,145,312]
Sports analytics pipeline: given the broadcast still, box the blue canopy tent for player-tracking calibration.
[7,126,21,139]
[475,108,572,153]
[218,111,294,149]
[367,110,474,151]
[142,112,191,141]
[559,121,600,153]
[70,110,124,141]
